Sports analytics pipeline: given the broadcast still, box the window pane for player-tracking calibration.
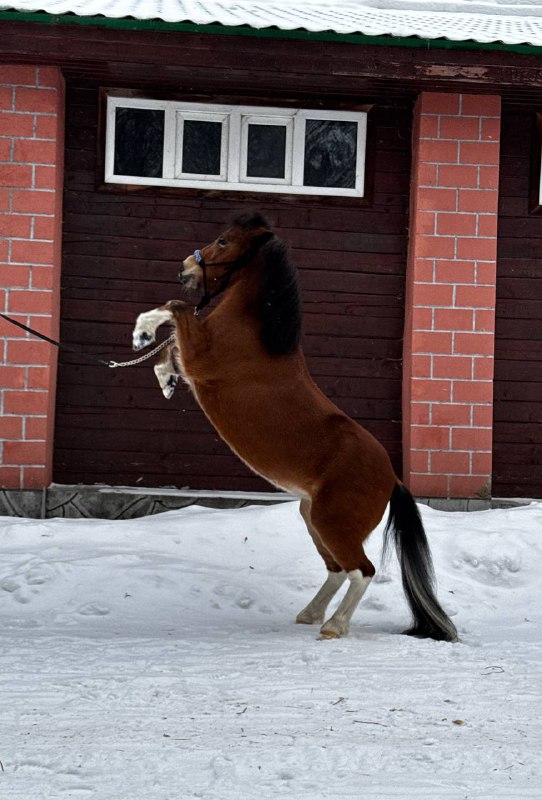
[114,107,164,178]
[182,120,222,175]
[247,124,286,179]
[303,119,357,189]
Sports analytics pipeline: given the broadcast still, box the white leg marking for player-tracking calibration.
[296,571,347,625]
[320,570,372,639]
[154,358,178,399]
[133,308,173,351]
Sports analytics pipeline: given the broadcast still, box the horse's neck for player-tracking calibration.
[209,269,261,327]
[204,268,310,378]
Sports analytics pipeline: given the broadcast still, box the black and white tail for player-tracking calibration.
[383,482,458,642]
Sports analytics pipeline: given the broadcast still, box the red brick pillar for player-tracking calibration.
[403,93,500,499]
[0,66,64,489]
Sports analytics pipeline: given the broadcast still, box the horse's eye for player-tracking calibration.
[218,238,228,246]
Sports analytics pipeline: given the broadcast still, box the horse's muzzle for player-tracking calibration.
[179,255,200,289]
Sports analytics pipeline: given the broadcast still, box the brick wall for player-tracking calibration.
[0,65,64,489]
[403,92,501,498]
[0,76,502,499]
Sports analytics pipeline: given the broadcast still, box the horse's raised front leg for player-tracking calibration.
[134,300,209,391]
[163,300,210,367]
[154,343,181,400]
[132,306,174,351]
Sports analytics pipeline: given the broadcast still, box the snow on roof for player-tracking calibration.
[3,0,542,47]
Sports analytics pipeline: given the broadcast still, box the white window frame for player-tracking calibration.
[105,96,367,197]
[174,110,229,182]
[240,114,293,186]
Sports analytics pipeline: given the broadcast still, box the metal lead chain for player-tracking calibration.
[107,333,176,369]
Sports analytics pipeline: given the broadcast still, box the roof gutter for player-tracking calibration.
[2,10,542,56]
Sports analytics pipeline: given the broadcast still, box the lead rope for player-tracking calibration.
[0,311,175,369]
[107,333,176,368]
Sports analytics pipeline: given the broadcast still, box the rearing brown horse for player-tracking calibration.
[132,212,457,642]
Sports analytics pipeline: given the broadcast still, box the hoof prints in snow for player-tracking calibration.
[1,500,541,798]
[76,603,110,617]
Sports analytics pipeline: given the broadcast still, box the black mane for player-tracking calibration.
[227,212,302,355]
[259,238,302,356]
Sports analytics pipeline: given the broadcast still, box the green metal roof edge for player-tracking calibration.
[2,9,542,55]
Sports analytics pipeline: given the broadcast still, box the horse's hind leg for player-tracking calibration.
[296,571,347,626]
[154,343,181,399]
[320,569,373,639]
[296,499,347,625]
[307,498,378,638]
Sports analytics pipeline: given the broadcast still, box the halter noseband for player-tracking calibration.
[191,250,240,316]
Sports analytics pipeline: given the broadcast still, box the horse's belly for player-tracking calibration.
[193,389,314,496]
[229,448,309,497]
[216,425,309,496]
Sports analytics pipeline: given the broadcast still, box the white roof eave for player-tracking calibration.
[2,1,542,48]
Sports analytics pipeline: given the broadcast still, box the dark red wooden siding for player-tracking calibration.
[493,105,542,497]
[53,81,411,491]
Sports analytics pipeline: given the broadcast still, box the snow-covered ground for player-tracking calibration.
[1,500,541,799]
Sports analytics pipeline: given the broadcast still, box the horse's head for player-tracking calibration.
[180,213,273,299]
[182,212,301,352]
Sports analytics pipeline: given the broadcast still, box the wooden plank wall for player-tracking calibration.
[53,81,412,491]
[494,105,542,497]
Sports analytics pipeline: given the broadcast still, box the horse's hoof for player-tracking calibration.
[318,628,341,640]
[162,375,178,400]
[319,619,348,639]
[296,610,323,625]
[133,330,154,351]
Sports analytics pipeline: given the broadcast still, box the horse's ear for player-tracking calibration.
[253,230,274,248]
